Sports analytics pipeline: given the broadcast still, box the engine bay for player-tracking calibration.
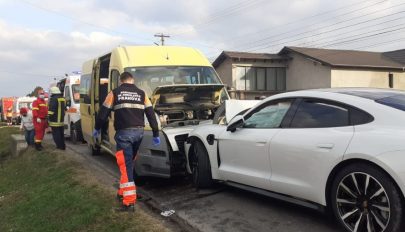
[152,85,227,127]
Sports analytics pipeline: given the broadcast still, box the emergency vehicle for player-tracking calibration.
[0,97,15,122]
[80,46,229,181]
[56,73,83,144]
[12,96,36,124]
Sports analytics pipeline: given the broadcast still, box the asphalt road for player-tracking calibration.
[63,139,344,232]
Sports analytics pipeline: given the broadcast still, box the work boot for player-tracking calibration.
[116,194,123,202]
[115,204,135,213]
[35,143,42,151]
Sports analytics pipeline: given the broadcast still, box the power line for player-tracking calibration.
[19,0,225,51]
[355,37,405,50]
[319,26,405,48]
[245,4,405,52]
[244,2,405,51]
[19,0,152,44]
[237,3,405,50]
[154,33,170,46]
[295,16,405,48]
[172,0,265,36]
[228,0,389,44]
[264,25,405,54]
[203,0,395,57]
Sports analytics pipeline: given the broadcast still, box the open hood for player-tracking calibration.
[151,84,227,127]
[152,84,225,96]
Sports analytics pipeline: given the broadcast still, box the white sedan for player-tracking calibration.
[185,88,405,232]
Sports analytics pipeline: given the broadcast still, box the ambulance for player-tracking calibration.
[56,73,83,143]
[80,46,229,181]
[0,97,15,122]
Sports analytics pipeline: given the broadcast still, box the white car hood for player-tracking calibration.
[225,99,260,123]
[162,122,212,152]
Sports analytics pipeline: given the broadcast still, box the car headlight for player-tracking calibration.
[185,110,194,119]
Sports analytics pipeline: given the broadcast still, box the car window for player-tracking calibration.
[244,101,291,129]
[350,108,373,125]
[290,99,349,128]
[375,94,405,112]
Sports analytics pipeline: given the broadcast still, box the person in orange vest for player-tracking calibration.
[32,88,48,151]
[6,107,12,126]
[93,72,160,212]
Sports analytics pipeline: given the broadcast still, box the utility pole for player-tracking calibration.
[154,33,170,46]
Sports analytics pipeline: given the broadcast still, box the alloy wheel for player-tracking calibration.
[336,172,390,232]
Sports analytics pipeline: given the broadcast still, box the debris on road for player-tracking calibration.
[161,210,175,217]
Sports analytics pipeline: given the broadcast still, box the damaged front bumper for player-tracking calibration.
[134,125,204,178]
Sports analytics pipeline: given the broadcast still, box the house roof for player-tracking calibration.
[383,49,405,65]
[279,46,405,70]
[212,51,288,68]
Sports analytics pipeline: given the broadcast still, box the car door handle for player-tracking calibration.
[256,141,267,146]
[317,143,334,149]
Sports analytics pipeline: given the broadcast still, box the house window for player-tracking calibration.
[266,68,277,91]
[276,68,286,90]
[257,68,266,91]
[235,67,246,90]
[234,66,286,91]
[246,67,255,90]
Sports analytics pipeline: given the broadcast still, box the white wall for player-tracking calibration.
[214,58,233,87]
[331,69,405,90]
[286,53,331,90]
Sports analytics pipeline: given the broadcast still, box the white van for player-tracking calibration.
[56,73,83,143]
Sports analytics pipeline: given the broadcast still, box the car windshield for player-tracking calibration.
[72,84,80,104]
[124,66,222,96]
[375,94,405,112]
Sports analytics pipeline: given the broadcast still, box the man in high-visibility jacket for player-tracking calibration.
[93,71,160,212]
[32,88,48,151]
[48,87,66,150]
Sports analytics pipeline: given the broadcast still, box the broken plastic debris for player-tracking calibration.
[160,209,175,217]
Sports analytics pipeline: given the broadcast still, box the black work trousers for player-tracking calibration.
[51,126,65,150]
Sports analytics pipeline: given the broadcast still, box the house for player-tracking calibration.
[212,51,290,99]
[213,47,405,99]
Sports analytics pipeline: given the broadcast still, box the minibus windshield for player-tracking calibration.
[124,66,222,96]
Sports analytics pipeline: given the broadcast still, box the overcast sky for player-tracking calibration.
[0,0,404,97]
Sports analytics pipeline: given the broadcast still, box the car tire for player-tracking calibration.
[75,121,84,143]
[70,123,78,144]
[70,122,84,144]
[90,144,100,156]
[331,163,404,232]
[191,140,213,188]
[133,167,147,187]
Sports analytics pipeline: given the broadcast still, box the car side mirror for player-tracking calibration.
[226,115,244,132]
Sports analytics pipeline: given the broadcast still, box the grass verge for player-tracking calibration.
[0,127,170,232]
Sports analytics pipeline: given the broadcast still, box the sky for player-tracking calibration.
[0,0,404,97]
